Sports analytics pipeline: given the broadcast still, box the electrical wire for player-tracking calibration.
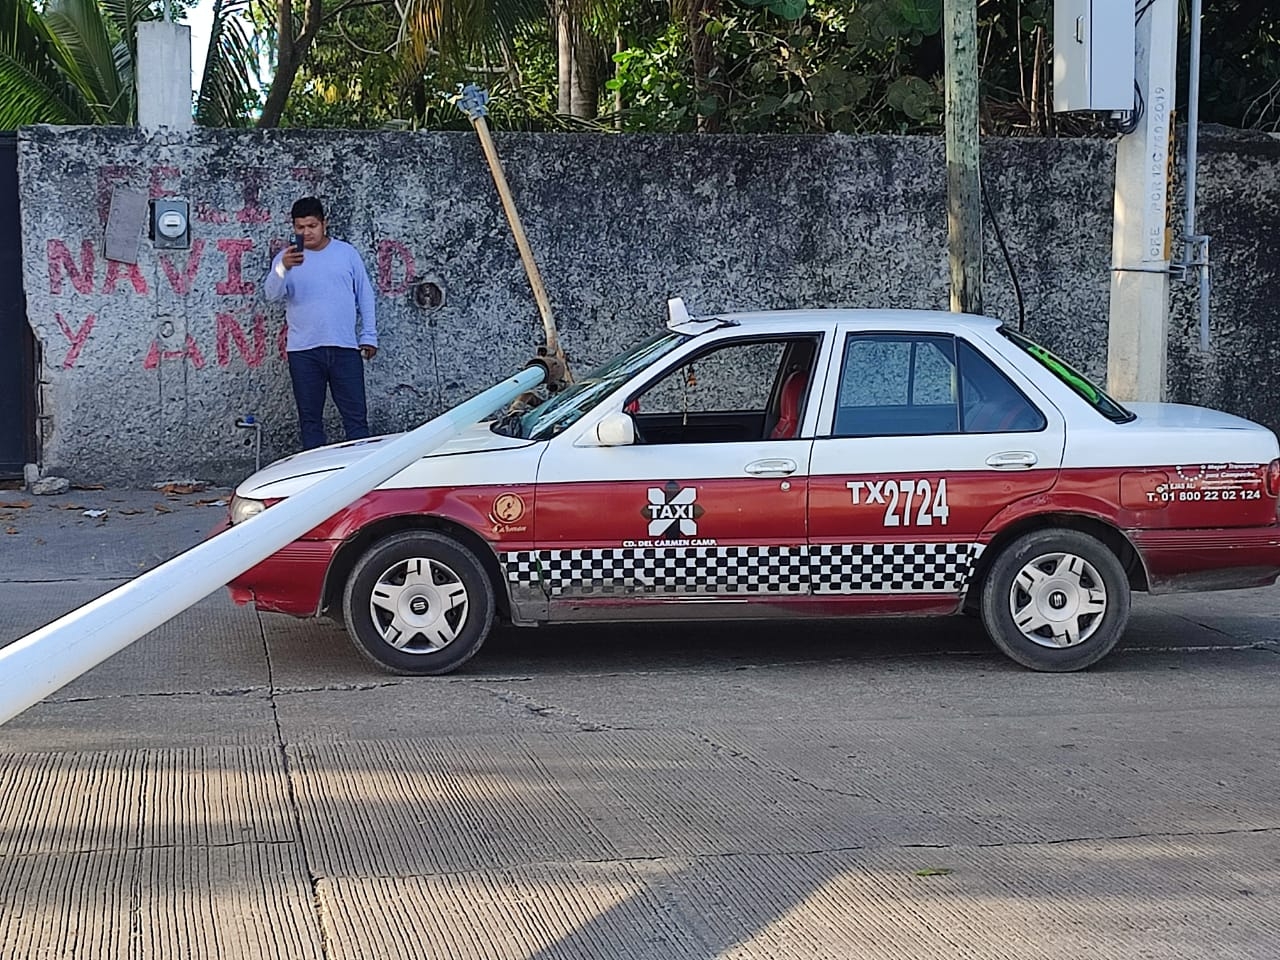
[1114,81,1145,135]
[1123,0,1154,133]
[980,174,1026,332]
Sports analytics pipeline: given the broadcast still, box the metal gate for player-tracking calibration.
[0,134,35,477]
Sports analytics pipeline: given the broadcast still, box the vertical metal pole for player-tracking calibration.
[1184,0,1211,350]
[943,0,983,315]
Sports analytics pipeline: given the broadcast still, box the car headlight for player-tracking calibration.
[230,495,267,525]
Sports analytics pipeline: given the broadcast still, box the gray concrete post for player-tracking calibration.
[136,21,194,130]
[1106,0,1178,402]
[943,0,983,316]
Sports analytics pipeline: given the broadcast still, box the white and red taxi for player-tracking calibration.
[225,302,1280,674]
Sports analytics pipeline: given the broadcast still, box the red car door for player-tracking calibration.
[807,327,1066,612]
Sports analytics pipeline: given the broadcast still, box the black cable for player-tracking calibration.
[1135,0,1157,24]
[980,173,1026,332]
[1115,81,1145,135]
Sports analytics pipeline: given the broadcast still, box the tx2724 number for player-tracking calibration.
[846,478,950,526]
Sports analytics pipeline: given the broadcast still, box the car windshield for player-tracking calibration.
[1001,329,1135,424]
[493,331,689,441]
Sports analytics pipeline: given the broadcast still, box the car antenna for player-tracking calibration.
[448,84,572,391]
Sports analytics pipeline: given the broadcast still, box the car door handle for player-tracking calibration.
[986,450,1038,469]
[745,458,798,477]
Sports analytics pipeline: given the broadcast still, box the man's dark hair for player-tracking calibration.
[291,196,325,221]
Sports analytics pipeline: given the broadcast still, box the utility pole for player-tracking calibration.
[943,0,983,315]
[1107,0,1178,401]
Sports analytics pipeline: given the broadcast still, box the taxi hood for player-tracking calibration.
[235,420,532,500]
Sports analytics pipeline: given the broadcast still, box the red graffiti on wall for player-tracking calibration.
[236,169,272,224]
[215,239,256,295]
[216,312,268,368]
[46,160,426,372]
[291,167,323,196]
[54,313,96,368]
[159,240,206,295]
[103,259,149,295]
[149,166,181,199]
[196,202,230,225]
[143,335,208,370]
[47,240,95,295]
[377,240,416,295]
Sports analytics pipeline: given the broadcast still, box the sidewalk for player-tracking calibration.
[0,484,231,582]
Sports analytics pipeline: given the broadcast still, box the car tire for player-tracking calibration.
[342,531,495,676]
[980,528,1130,672]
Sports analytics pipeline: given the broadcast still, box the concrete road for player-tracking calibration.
[1,489,1278,959]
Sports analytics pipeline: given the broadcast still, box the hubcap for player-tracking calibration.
[1008,552,1107,649]
[368,557,469,654]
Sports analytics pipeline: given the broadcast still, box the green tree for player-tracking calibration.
[258,0,543,127]
[0,0,259,128]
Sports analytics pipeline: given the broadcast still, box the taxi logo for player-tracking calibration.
[491,493,526,524]
[643,482,703,537]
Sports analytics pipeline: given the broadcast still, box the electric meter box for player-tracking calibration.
[1053,0,1135,112]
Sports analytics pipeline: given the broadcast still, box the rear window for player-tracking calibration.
[1001,329,1135,424]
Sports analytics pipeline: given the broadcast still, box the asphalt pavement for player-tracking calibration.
[1,486,1278,959]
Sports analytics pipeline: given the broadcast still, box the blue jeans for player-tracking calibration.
[287,347,369,450]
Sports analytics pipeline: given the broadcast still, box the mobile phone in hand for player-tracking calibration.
[290,233,304,253]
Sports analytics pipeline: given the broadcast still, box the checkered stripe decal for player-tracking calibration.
[503,546,808,596]
[501,543,983,597]
[811,542,984,593]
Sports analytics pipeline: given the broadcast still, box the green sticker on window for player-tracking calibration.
[1027,345,1100,402]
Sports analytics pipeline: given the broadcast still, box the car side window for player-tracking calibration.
[642,341,785,416]
[629,337,819,445]
[834,334,960,437]
[957,339,1047,433]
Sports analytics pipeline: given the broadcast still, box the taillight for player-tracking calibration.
[1267,459,1280,497]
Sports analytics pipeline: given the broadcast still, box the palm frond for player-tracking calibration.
[399,0,542,65]
[196,0,260,126]
[43,0,132,122]
[99,0,150,78]
[0,0,96,126]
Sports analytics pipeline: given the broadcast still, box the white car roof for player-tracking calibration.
[679,308,1004,335]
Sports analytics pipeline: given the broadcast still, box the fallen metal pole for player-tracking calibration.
[0,366,545,726]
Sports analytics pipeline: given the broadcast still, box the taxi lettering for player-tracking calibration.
[848,478,950,526]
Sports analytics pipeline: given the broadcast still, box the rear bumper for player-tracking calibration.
[225,539,340,616]
[1130,526,1280,593]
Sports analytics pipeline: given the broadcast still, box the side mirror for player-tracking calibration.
[591,411,636,447]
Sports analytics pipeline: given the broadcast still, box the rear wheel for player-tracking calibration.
[980,528,1130,672]
[342,531,495,675]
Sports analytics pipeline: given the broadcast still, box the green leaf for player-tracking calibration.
[0,0,98,127]
[766,0,807,20]
[196,0,260,126]
[914,867,954,877]
[44,0,133,121]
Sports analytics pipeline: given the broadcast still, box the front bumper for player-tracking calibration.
[224,538,340,616]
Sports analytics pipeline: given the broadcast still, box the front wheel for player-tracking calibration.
[980,528,1130,672]
[342,531,495,675]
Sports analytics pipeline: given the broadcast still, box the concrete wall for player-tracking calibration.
[15,125,1277,485]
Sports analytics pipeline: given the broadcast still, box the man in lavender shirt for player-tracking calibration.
[263,197,378,450]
